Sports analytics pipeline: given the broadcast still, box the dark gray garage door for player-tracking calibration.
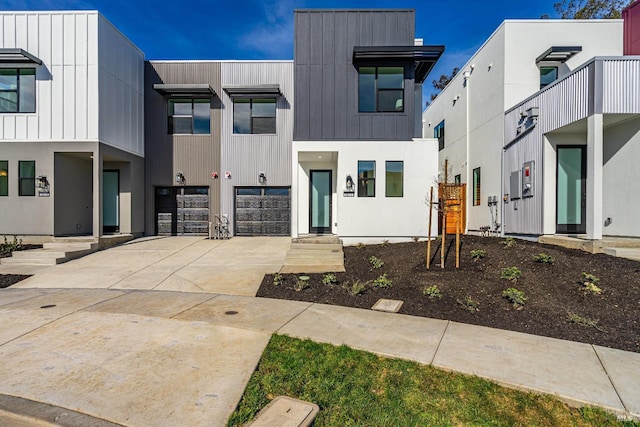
[156,187,210,236]
[235,187,290,236]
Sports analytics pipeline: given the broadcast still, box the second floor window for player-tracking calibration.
[168,99,210,134]
[0,68,36,113]
[540,67,557,89]
[233,98,276,134]
[434,120,445,151]
[358,66,404,113]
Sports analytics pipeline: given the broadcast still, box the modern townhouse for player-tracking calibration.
[423,13,639,243]
[0,11,145,239]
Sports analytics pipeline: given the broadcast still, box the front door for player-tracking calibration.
[556,146,586,234]
[103,170,119,234]
[310,170,332,234]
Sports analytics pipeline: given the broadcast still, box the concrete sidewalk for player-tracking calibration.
[0,288,638,426]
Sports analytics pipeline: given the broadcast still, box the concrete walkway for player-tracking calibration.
[0,237,638,425]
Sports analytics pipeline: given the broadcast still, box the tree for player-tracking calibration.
[545,0,631,19]
[426,67,459,106]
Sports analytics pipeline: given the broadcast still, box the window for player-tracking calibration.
[168,99,210,134]
[385,161,403,197]
[473,167,481,206]
[233,98,276,134]
[454,174,461,184]
[358,66,404,112]
[540,67,558,89]
[19,161,35,196]
[434,120,445,151]
[0,69,36,113]
[0,161,7,196]
[357,161,375,197]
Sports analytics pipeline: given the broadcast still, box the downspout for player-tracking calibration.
[463,69,471,232]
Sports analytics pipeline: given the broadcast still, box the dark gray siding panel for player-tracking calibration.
[293,10,419,141]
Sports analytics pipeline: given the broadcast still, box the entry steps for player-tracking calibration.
[0,235,134,266]
[281,235,345,273]
[539,235,640,261]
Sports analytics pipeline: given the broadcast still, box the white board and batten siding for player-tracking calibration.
[0,11,144,157]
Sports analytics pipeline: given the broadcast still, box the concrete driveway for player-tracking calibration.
[10,237,291,296]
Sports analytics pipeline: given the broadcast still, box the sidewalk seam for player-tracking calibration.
[592,344,630,415]
[169,294,221,319]
[274,302,315,334]
[430,320,450,365]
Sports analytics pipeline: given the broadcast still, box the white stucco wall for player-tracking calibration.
[292,139,439,243]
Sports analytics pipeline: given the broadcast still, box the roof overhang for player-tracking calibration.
[0,48,42,67]
[222,84,282,98]
[352,45,445,83]
[536,46,582,64]
[153,83,216,97]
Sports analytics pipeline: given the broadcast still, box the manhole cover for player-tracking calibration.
[40,304,57,309]
[225,310,238,315]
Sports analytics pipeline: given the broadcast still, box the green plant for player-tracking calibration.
[369,255,384,269]
[568,312,604,332]
[372,273,392,289]
[502,287,527,308]
[457,296,480,314]
[412,236,420,242]
[344,280,366,296]
[470,249,487,261]
[294,275,310,292]
[381,239,390,247]
[273,272,284,286]
[500,266,522,281]
[580,272,602,294]
[322,273,337,285]
[501,237,516,248]
[0,235,23,255]
[423,285,442,300]
[533,253,555,264]
[356,242,366,250]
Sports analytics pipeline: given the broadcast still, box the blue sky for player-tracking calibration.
[1,0,563,102]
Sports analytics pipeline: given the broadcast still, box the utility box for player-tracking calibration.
[522,161,534,198]
[510,171,521,200]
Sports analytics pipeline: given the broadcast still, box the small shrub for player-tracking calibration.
[423,285,442,300]
[501,237,516,248]
[580,272,602,294]
[273,272,284,286]
[412,236,420,243]
[470,249,487,261]
[368,255,384,269]
[568,312,603,331]
[322,273,337,286]
[533,253,555,264]
[344,280,366,296]
[381,239,390,247]
[356,243,365,250]
[372,273,392,289]
[500,266,522,281]
[457,296,480,314]
[502,287,527,308]
[294,275,310,292]
[0,235,23,255]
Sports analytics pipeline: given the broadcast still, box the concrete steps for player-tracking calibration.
[603,247,640,262]
[0,240,99,266]
[282,235,345,273]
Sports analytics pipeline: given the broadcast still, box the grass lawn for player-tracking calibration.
[228,335,636,427]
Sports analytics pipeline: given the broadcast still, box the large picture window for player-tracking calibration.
[473,167,481,206]
[385,161,403,197]
[0,68,36,113]
[358,66,404,113]
[434,120,445,151]
[233,98,276,134]
[19,161,35,197]
[0,161,8,196]
[168,99,210,134]
[358,161,376,197]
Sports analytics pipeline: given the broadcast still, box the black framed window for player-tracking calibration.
[18,161,35,196]
[358,66,404,113]
[0,161,8,196]
[473,167,481,206]
[0,68,36,113]
[434,120,445,151]
[357,160,375,197]
[540,67,558,89]
[168,99,210,134]
[233,98,276,134]
[385,161,403,197]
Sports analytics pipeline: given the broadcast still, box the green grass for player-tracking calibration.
[228,335,634,426]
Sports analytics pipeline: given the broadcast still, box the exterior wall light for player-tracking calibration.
[346,175,354,190]
[37,175,49,189]
[258,171,266,183]
[175,172,185,184]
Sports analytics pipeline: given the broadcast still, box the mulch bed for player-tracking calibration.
[257,235,640,353]
[0,244,41,288]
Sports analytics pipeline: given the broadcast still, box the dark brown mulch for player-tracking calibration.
[0,274,32,289]
[257,235,640,353]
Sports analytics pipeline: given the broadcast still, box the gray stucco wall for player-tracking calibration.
[293,9,419,141]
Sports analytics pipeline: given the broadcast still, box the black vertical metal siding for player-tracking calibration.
[294,10,418,141]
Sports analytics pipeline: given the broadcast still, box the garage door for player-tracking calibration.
[156,187,210,236]
[235,187,290,236]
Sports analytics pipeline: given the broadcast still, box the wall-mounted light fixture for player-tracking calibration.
[258,171,266,183]
[346,175,354,191]
[211,171,219,179]
[175,172,185,184]
[225,171,231,179]
[36,175,49,189]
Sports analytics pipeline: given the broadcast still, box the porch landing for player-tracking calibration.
[281,235,345,273]
[538,235,640,261]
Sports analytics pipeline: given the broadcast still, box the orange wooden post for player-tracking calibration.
[427,186,433,269]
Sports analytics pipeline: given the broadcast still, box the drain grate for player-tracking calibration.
[225,310,238,315]
[40,304,57,309]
